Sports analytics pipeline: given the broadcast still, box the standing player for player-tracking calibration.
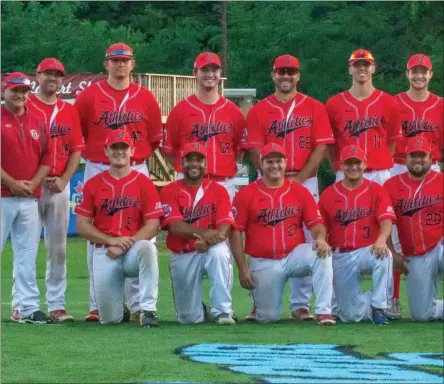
[160,142,235,325]
[319,145,396,324]
[385,137,443,321]
[16,58,84,323]
[74,43,163,321]
[75,130,162,326]
[388,55,443,319]
[241,54,335,321]
[162,52,245,201]
[326,49,402,185]
[1,73,54,324]
[230,143,335,325]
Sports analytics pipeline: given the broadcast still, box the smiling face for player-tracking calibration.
[104,142,134,168]
[194,64,221,91]
[261,154,287,182]
[181,153,207,181]
[349,60,375,84]
[272,68,300,94]
[37,69,63,96]
[406,151,432,177]
[341,158,366,182]
[406,66,433,92]
[4,87,30,112]
[104,58,135,80]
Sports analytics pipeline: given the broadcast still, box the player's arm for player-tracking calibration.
[146,91,163,152]
[310,224,331,258]
[372,185,397,257]
[230,230,254,290]
[162,105,180,167]
[372,219,392,258]
[133,218,160,242]
[247,148,262,172]
[297,145,327,183]
[324,98,338,168]
[386,95,402,155]
[1,168,33,196]
[386,236,409,274]
[48,151,82,193]
[244,107,265,172]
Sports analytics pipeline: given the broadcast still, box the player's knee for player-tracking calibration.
[137,240,157,259]
[208,242,231,261]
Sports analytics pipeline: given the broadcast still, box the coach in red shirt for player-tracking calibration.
[75,130,163,327]
[1,73,55,324]
[160,142,236,325]
[230,143,335,325]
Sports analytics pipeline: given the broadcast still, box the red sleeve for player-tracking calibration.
[162,104,181,154]
[313,101,335,146]
[385,95,402,144]
[74,179,95,218]
[318,191,331,233]
[159,184,184,228]
[140,177,164,221]
[232,105,246,153]
[439,98,444,151]
[69,106,86,153]
[145,90,163,150]
[325,97,337,132]
[241,106,265,149]
[74,89,90,140]
[232,187,249,232]
[377,183,397,223]
[383,178,396,207]
[215,184,235,227]
[40,121,55,168]
[300,185,324,229]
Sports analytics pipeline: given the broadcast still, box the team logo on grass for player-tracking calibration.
[177,343,443,383]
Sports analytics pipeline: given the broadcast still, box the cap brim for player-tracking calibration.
[407,64,432,70]
[106,55,133,60]
[406,149,430,155]
[195,63,221,69]
[262,151,286,159]
[341,155,365,163]
[106,141,132,147]
[182,151,206,158]
[39,69,65,75]
[5,83,32,90]
[274,65,299,69]
[349,59,374,66]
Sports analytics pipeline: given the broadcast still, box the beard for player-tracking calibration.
[408,164,431,177]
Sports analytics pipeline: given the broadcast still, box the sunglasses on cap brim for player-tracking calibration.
[274,68,299,76]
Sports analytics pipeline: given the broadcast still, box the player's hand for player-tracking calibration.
[203,229,225,246]
[312,239,331,258]
[109,236,135,250]
[45,177,68,193]
[9,180,33,197]
[239,267,255,290]
[393,252,409,275]
[106,245,125,259]
[371,240,389,259]
[194,233,209,253]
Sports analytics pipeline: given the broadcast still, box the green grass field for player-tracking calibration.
[1,235,443,383]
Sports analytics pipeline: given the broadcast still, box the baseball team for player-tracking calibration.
[1,43,443,328]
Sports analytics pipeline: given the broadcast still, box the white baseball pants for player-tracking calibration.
[405,240,444,321]
[333,246,392,322]
[1,197,41,317]
[92,240,159,324]
[169,241,233,324]
[250,243,333,322]
[84,161,150,314]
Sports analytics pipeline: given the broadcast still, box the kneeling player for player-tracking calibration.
[385,137,443,321]
[230,143,335,325]
[75,130,162,327]
[160,143,235,325]
[319,145,396,325]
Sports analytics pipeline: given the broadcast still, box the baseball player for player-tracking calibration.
[385,137,443,321]
[162,52,246,202]
[230,143,335,325]
[160,142,235,325]
[319,145,396,325]
[1,73,55,324]
[388,54,443,319]
[13,58,84,323]
[325,49,402,185]
[75,130,162,326]
[74,42,163,321]
[241,54,335,321]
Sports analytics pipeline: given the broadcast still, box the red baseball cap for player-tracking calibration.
[37,58,65,75]
[105,130,133,147]
[3,72,32,89]
[194,52,221,69]
[405,136,432,155]
[260,143,286,159]
[105,43,134,59]
[181,142,207,158]
[349,49,375,66]
[340,145,366,163]
[273,55,300,70]
[407,54,432,70]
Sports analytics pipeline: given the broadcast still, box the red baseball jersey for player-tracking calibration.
[160,179,234,253]
[394,92,443,164]
[325,90,402,170]
[241,93,334,172]
[384,171,443,256]
[233,178,323,259]
[162,95,245,177]
[75,170,163,237]
[1,106,54,198]
[27,95,85,177]
[74,80,163,164]
[319,179,396,249]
